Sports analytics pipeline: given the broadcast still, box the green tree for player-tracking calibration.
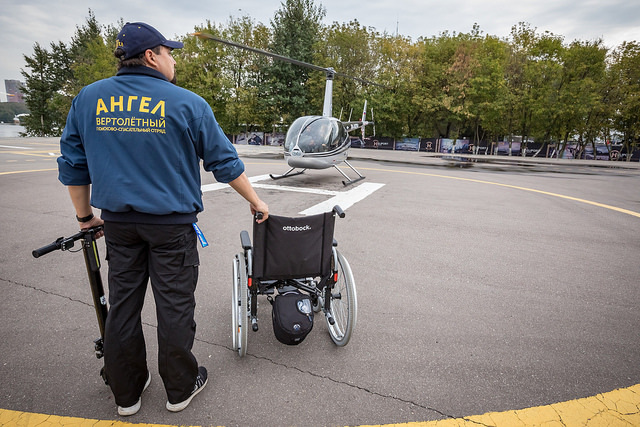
[466,34,510,146]
[67,10,115,92]
[414,31,468,138]
[221,15,271,133]
[371,33,421,137]
[70,18,120,90]
[314,20,379,120]
[609,41,640,160]
[20,41,71,136]
[557,40,607,157]
[259,0,326,125]
[14,8,639,151]
[57,11,118,125]
[174,21,228,127]
[528,32,565,152]
[20,10,117,137]
[504,24,565,154]
[0,102,29,123]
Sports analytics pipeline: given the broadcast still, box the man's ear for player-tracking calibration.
[144,49,156,66]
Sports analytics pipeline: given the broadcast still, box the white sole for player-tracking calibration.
[117,373,151,416]
[166,377,208,412]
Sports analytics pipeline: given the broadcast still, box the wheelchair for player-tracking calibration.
[231,205,357,356]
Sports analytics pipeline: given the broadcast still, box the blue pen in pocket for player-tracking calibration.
[192,223,209,248]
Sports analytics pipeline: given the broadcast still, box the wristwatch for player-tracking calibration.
[76,213,94,222]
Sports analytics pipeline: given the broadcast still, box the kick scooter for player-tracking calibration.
[32,226,108,384]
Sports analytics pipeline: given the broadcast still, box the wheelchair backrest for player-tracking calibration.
[252,211,336,280]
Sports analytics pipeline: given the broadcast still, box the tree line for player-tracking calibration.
[19,2,640,160]
[0,102,28,123]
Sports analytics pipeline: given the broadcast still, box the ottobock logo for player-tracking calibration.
[282,224,311,232]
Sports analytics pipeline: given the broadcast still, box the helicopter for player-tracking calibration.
[193,32,378,186]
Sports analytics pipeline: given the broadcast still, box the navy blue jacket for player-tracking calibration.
[58,66,244,224]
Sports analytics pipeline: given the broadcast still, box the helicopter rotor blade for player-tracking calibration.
[192,32,328,73]
[192,32,385,88]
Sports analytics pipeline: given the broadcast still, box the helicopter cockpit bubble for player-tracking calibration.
[285,116,347,154]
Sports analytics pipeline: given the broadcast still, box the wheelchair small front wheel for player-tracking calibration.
[232,253,249,356]
[312,294,323,313]
[326,249,357,346]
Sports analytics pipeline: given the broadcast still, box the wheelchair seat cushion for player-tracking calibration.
[252,211,335,280]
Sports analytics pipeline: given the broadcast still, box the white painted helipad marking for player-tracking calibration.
[201,174,273,192]
[201,182,229,192]
[0,145,31,149]
[300,182,385,215]
[252,183,340,196]
[201,174,385,215]
[248,174,272,183]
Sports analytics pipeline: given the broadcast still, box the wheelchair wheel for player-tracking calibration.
[326,249,357,346]
[232,253,249,356]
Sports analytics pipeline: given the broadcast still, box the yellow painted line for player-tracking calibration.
[1,383,638,426]
[246,161,640,219]
[0,408,182,426]
[359,166,640,219]
[0,149,55,152]
[20,153,59,158]
[3,150,59,158]
[0,168,57,176]
[363,383,640,426]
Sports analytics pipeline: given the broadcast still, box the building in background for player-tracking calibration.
[4,80,25,103]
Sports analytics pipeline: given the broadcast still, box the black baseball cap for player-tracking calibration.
[116,22,184,60]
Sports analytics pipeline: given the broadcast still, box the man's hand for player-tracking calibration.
[250,200,269,223]
[68,185,104,237]
[80,215,105,238]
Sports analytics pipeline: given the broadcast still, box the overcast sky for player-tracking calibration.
[1,0,638,101]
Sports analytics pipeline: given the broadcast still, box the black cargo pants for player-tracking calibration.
[103,222,200,407]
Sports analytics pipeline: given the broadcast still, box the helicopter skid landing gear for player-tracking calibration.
[269,167,306,180]
[336,160,365,186]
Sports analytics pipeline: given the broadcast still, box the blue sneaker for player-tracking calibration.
[166,366,208,412]
[118,372,151,416]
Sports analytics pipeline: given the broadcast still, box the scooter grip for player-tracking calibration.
[32,239,62,258]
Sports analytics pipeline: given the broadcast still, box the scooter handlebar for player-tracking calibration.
[32,239,63,258]
[32,227,103,259]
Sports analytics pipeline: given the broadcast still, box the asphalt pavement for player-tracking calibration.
[1,138,639,427]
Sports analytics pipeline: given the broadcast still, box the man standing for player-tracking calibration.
[57,22,268,416]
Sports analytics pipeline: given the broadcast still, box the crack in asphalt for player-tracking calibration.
[8,277,640,425]
[4,277,484,422]
[1,276,94,309]
[194,334,457,421]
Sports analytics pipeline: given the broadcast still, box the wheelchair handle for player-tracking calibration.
[252,207,343,222]
[32,226,103,258]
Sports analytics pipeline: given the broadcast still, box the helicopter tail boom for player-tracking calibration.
[342,100,374,137]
